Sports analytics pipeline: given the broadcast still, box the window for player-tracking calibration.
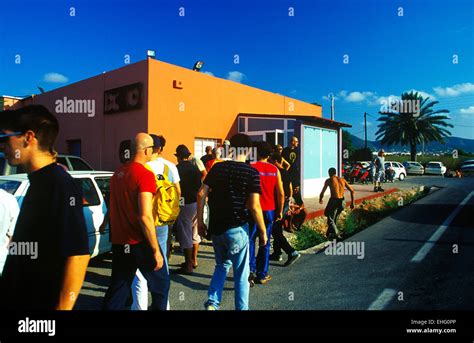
[194,138,221,158]
[238,118,246,132]
[69,157,93,171]
[74,178,100,206]
[265,131,284,146]
[247,134,264,142]
[247,118,284,132]
[57,157,69,170]
[95,177,111,208]
[0,180,21,195]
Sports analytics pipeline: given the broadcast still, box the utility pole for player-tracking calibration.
[328,93,335,120]
[364,112,368,149]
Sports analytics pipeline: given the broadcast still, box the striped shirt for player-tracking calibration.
[204,161,261,235]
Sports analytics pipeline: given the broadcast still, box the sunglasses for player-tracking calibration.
[0,131,23,143]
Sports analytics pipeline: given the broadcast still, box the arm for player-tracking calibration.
[246,193,268,247]
[197,184,210,237]
[319,180,329,204]
[345,180,355,209]
[138,192,163,271]
[281,158,291,171]
[56,254,90,310]
[275,170,284,220]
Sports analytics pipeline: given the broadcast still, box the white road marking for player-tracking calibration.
[368,288,397,310]
[411,191,474,263]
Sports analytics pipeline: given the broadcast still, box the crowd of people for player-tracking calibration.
[0,105,354,311]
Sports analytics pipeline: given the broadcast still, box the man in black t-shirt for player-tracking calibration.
[174,144,203,275]
[197,134,267,310]
[0,105,90,310]
[282,136,300,188]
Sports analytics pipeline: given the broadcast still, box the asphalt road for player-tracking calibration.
[76,175,474,310]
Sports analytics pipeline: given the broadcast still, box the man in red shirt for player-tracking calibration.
[102,133,165,310]
[249,141,284,285]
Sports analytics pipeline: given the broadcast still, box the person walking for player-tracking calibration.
[267,153,301,266]
[319,167,355,240]
[248,141,284,286]
[0,105,90,310]
[173,144,203,275]
[373,149,386,192]
[197,134,267,310]
[130,134,179,310]
[102,133,166,310]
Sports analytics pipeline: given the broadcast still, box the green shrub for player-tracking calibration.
[293,225,326,251]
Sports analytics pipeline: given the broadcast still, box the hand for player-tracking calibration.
[350,202,355,210]
[99,223,106,235]
[198,220,208,238]
[319,199,323,205]
[258,231,268,247]
[153,252,164,271]
[275,212,283,221]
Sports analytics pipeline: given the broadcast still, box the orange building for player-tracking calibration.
[13,58,350,197]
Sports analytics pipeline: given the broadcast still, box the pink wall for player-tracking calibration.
[18,61,149,170]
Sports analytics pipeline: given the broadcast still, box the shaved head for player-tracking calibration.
[132,132,153,152]
[130,132,154,163]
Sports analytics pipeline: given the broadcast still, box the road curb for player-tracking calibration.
[305,188,399,221]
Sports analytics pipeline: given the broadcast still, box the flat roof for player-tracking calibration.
[1,95,24,100]
[238,113,352,128]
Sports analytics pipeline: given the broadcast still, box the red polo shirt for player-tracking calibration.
[251,161,278,211]
[109,162,157,245]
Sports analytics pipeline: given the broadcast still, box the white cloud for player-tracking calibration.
[43,72,68,83]
[460,106,474,114]
[360,121,373,126]
[226,71,246,83]
[345,91,375,102]
[202,71,214,76]
[433,83,474,97]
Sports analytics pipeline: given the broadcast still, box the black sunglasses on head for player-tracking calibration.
[0,131,23,143]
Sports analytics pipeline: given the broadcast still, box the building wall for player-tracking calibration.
[16,61,149,170]
[1,97,21,110]
[147,59,321,162]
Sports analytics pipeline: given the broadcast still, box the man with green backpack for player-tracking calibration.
[131,134,181,310]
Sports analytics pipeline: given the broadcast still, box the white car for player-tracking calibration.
[0,171,112,258]
[384,161,407,181]
[424,162,447,175]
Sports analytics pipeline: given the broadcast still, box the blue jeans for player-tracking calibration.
[102,231,169,310]
[249,210,274,279]
[131,225,170,310]
[205,224,250,310]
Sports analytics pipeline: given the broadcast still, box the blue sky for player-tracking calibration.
[1,0,473,140]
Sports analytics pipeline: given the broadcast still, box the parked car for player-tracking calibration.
[402,161,425,175]
[0,152,93,175]
[384,161,407,181]
[460,161,474,174]
[0,171,112,258]
[424,161,447,175]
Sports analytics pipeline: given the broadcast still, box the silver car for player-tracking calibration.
[403,161,424,175]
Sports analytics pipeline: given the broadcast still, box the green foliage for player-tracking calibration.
[376,91,452,161]
[293,225,326,251]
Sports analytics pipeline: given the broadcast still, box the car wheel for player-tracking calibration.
[399,173,405,181]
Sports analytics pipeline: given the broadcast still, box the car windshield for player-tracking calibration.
[0,180,21,195]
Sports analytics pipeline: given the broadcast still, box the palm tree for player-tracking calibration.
[376,91,452,161]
